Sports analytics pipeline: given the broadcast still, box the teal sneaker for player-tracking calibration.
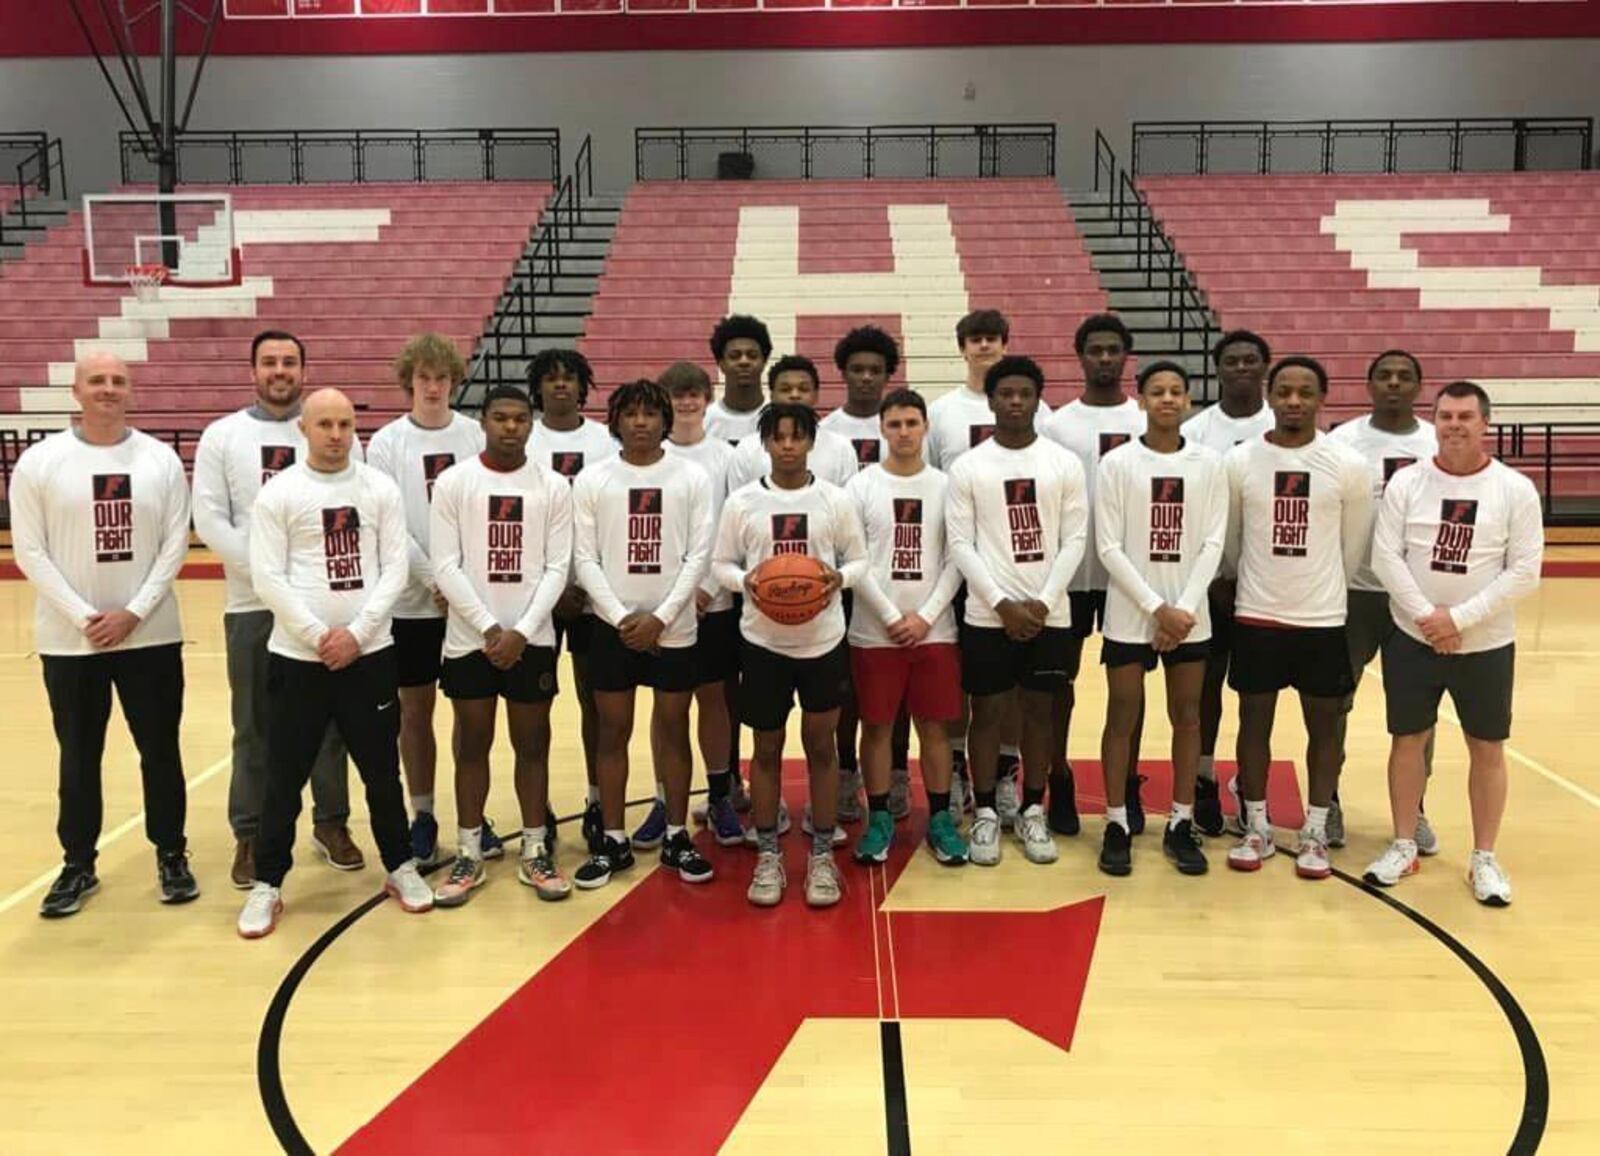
[853,810,894,864]
[925,809,969,867]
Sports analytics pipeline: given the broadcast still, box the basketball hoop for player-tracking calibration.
[124,263,169,304]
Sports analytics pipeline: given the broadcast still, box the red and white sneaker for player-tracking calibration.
[1363,840,1420,887]
[1227,829,1276,872]
[1294,829,1331,880]
[384,860,435,913]
[237,882,282,939]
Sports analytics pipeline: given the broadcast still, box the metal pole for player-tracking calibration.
[158,0,180,269]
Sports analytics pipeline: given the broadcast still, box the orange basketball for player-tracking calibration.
[749,554,832,626]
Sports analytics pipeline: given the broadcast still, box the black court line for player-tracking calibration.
[880,1020,912,1156]
[1332,867,1548,1155]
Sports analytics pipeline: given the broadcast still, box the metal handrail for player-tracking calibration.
[0,133,62,248]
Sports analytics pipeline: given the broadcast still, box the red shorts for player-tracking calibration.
[849,643,962,726]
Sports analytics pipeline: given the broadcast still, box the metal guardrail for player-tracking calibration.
[635,124,1057,181]
[1131,117,1595,176]
[0,133,66,247]
[118,127,562,185]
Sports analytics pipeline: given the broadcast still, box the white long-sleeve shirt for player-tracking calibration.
[1327,415,1438,592]
[666,433,737,613]
[526,417,617,481]
[572,452,714,648]
[1041,396,1148,593]
[925,385,1052,472]
[191,405,364,615]
[1372,456,1543,654]
[1182,402,1275,456]
[704,399,763,444]
[249,461,408,662]
[819,408,890,471]
[428,455,572,656]
[725,426,859,494]
[945,435,1088,630]
[711,475,868,659]
[844,463,962,649]
[365,412,485,619]
[1095,437,1228,645]
[10,429,189,656]
[1225,432,1372,629]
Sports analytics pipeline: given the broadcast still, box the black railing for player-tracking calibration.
[635,124,1056,181]
[1093,129,1219,398]
[1131,117,1594,176]
[0,133,66,248]
[119,128,561,185]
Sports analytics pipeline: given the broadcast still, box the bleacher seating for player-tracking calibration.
[580,179,1106,412]
[0,181,549,436]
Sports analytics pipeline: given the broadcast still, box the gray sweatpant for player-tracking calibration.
[224,610,350,838]
[1338,589,1434,777]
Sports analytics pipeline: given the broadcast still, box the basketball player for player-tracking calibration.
[659,362,747,848]
[844,388,968,866]
[573,379,715,888]
[192,330,359,890]
[239,389,434,938]
[1327,350,1438,852]
[429,386,573,905]
[706,313,773,443]
[365,333,491,868]
[1364,382,1541,905]
[725,355,858,492]
[946,355,1088,868]
[1224,357,1371,879]
[1184,330,1275,836]
[15,353,196,917]
[711,403,868,907]
[1094,362,1227,877]
[526,348,617,852]
[1042,313,1148,837]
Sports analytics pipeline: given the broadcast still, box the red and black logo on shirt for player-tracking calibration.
[968,424,995,448]
[321,506,364,591]
[1149,476,1185,563]
[551,452,584,480]
[627,487,664,575]
[1005,478,1044,563]
[1099,432,1132,457]
[1271,470,1310,558]
[852,439,881,468]
[1430,498,1478,575]
[487,494,524,584]
[260,444,295,484]
[771,512,810,557]
[422,453,456,500]
[890,497,924,581]
[92,473,133,563]
[1382,456,1418,488]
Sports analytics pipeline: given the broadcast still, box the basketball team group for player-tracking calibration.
[10,307,1543,937]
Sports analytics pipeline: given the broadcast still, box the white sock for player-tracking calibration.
[999,743,1021,759]
[1169,802,1193,829]
[458,826,482,861]
[604,827,626,847]
[523,827,546,856]
[666,824,685,840]
[1197,756,1215,783]
[654,781,667,805]
[1244,799,1269,833]
[587,785,601,806]
[1106,805,1128,833]
[412,793,434,816]
[1305,805,1329,840]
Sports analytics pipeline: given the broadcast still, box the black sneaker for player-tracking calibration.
[1098,823,1132,876]
[1193,777,1225,837]
[660,830,714,884]
[158,849,200,905]
[573,836,634,891]
[1047,767,1080,836]
[40,863,99,919]
[1126,774,1148,836]
[1163,819,1209,875]
[581,801,604,855]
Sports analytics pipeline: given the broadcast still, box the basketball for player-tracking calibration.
[748,554,833,626]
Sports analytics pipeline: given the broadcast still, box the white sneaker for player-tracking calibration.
[837,770,864,823]
[1226,828,1276,872]
[888,766,912,821]
[1294,829,1331,880]
[949,772,971,817]
[1223,775,1252,837]
[996,775,1021,831]
[237,882,283,939]
[801,804,848,846]
[805,853,843,907]
[1415,813,1440,857]
[1363,839,1420,887]
[1469,852,1512,907]
[969,808,1002,866]
[1014,803,1058,865]
[385,860,435,913]
[748,849,786,907]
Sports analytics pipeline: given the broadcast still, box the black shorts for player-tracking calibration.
[961,625,1080,696]
[391,616,446,688]
[738,640,851,731]
[553,612,596,658]
[587,621,698,693]
[1228,623,1355,698]
[1382,634,1514,742]
[1101,638,1210,672]
[691,608,740,685]
[1067,590,1108,640]
[440,647,559,704]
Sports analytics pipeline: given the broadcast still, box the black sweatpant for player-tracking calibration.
[40,642,186,868]
[253,648,412,888]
